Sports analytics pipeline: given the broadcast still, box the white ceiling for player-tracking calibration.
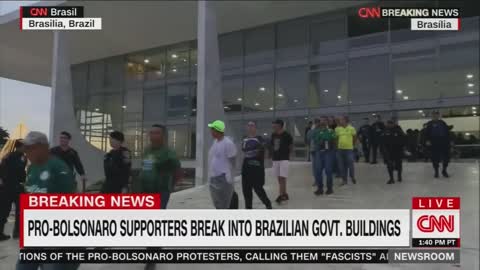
[0,1,368,86]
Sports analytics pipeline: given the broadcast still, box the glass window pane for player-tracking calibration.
[244,72,274,112]
[126,54,145,88]
[347,8,388,37]
[309,67,347,107]
[393,56,437,101]
[245,25,274,67]
[124,121,143,158]
[88,60,105,94]
[219,32,243,71]
[310,16,347,56]
[275,66,308,110]
[276,19,307,62]
[167,125,190,159]
[144,48,166,81]
[104,57,124,92]
[438,41,479,98]
[167,44,190,79]
[167,84,190,119]
[103,94,124,131]
[222,76,243,113]
[143,88,166,122]
[349,55,392,104]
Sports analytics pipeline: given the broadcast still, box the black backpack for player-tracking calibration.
[229,191,239,209]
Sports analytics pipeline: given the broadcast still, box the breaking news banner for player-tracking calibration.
[411,197,460,248]
[357,7,461,31]
[20,6,101,30]
[17,194,461,264]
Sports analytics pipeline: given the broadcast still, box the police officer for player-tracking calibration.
[425,111,451,178]
[370,114,385,164]
[358,117,372,163]
[0,140,26,241]
[102,131,131,193]
[381,120,406,184]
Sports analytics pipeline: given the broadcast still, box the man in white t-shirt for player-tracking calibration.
[208,120,237,209]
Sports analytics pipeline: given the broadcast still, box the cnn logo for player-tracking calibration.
[417,215,454,233]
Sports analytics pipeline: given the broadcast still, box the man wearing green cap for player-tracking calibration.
[208,120,237,209]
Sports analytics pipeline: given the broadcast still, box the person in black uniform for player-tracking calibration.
[425,111,451,178]
[241,121,272,209]
[0,140,27,240]
[370,114,386,164]
[358,118,372,163]
[381,120,406,184]
[102,131,131,193]
[50,131,86,189]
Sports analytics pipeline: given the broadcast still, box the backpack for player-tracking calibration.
[229,191,239,209]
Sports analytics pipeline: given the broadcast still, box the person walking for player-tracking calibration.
[270,119,293,203]
[208,120,237,209]
[381,120,406,184]
[335,116,357,185]
[102,131,131,193]
[312,116,336,195]
[50,131,86,191]
[0,140,26,241]
[358,118,372,163]
[16,131,78,270]
[370,115,385,164]
[425,111,451,178]
[241,121,272,209]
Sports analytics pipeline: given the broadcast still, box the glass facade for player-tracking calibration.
[71,7,479,163]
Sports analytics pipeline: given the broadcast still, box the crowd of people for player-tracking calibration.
[0,111,455,270]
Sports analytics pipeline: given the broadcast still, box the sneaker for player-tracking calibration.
[326,189,333,195]
[314,189,324,196]
[442,170,449,178]
[351,178,357,184]
[0,234,10,241]
[387,179,395,184]
[266,204,273,209]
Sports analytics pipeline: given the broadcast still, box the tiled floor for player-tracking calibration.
[1,161,478,270]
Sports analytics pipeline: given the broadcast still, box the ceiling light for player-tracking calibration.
[348,101,352,104]
[254,102,260,106]
[237,98,242,101]
[465,133,471,136]
[466,74,473,79]
[337,95,341,99]
[324,89,329,93]
[472,107,477,110]
[403,96,409,100]
[468,83,474,87]
[304,117,308,120]
[171,54,178,58]
[94,108,99,111]
[122,105,127,109]
[127,62,133,67]
[194,63,197,66]
[259,87,266,91]
[372,113,376,116]
[418,110,423,113]
[224,106,229,109]
[183,59,187,62]
[183,115,187,118]
[396,90,403,94]
[172,69,177,72]
[263,133,268,136]
[293,99,298,103]
[144,59,149,64]
[156,71,162,75]
[192,108,196,112]
[469,91,475,94]
[277,93,283,97]
[269,107,274,111]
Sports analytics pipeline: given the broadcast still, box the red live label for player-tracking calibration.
[412,197,460,209]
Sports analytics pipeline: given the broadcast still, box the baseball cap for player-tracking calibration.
[208,120,225,133]
[23,131,49,146]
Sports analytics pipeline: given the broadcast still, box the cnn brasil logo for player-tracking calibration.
[412,197,460,247]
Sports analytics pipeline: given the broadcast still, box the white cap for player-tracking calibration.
[23,131,49,146]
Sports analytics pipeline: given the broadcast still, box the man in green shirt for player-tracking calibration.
[17,131,78,270]
[335,116,357,185]
[140,124,182,210]
[311,116,336,195]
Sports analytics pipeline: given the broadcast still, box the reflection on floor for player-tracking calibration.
[1,162,478,270]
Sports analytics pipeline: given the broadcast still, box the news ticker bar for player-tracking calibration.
[18,249,460,264]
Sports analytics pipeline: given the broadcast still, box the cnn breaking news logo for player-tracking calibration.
[20,6,101,30]
[358,7,461,31]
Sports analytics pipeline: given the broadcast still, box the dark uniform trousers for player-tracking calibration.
[0,186,22,235]
[241,160,271,209]
[431,139,450,171]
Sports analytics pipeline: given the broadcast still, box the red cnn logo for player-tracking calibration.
[29,7,48,16]
[417,215,455,233]
[358,7,381,18]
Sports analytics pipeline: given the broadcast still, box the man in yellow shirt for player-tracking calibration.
[335,116,357,185]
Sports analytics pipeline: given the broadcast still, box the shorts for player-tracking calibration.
[272,160,289,178]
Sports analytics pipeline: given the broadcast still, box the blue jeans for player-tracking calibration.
[161,192,171,209]
[337,149,355,183]
[314,150,334,191]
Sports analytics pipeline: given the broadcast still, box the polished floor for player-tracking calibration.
[1,161,478,270]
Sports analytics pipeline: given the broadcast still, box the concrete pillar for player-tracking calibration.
[195,1,225,186]
[50,31,105,187]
